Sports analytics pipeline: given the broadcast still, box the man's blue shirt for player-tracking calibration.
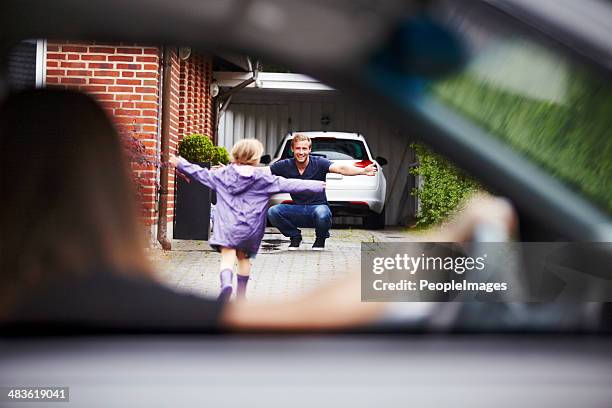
[270,156,332,205]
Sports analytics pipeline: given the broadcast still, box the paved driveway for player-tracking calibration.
[150,227,416,301]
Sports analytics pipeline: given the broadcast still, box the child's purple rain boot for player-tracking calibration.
[218,268,233,301]
[236,274,250,300]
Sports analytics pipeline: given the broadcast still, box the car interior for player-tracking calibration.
[1,0,611,406]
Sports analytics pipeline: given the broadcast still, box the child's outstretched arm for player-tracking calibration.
[169,154,217,190]
[271,176,325,195]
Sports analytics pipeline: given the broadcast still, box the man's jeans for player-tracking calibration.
[267,204,332,239]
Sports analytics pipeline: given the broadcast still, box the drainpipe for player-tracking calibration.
[156,45,173,250]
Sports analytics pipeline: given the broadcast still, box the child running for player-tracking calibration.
[169,139,325,301]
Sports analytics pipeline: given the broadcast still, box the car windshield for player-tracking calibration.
[281,138,368,160]
[427,5,612,214]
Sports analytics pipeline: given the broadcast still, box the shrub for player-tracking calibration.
[410,143,479,227]
[178,134,215,163]
[212,146,230,165]
[178,134,229,165]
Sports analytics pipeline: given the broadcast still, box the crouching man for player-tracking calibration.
[267,134,376,250]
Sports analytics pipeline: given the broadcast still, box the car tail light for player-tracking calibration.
[282,200,294,204]
[350,201,369,206]
[353,160,374,168]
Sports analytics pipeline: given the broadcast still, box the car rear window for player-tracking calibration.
[281,137,368,160]
[427,6,612,213]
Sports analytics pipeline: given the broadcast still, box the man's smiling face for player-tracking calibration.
[292,140,311,165]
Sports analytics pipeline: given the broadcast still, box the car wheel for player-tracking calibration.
[363,208,385,230]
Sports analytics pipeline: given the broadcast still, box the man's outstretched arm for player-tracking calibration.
[329,162,377,176]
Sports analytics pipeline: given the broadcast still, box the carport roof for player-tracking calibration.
[214,71,334,91]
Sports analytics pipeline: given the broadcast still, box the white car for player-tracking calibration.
[263,132,388,229]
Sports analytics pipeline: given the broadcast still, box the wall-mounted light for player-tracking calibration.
[321,115,331,126]
[210,80,220,97]
[178,46,191,61]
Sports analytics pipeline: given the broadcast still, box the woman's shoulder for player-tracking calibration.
[6,268,224,331]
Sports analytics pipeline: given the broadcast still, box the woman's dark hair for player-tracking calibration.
[0,89,152,316]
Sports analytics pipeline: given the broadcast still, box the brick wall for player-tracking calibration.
[45,41,215,234]
[178,54,215,138]
[46,41,161,226]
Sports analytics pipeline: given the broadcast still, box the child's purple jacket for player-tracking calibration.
[177,159,325,255]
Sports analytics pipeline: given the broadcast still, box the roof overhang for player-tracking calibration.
[214,72,334,91]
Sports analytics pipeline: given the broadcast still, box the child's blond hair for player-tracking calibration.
[231,138,264,165]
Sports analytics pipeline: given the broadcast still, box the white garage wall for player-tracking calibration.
[217,91,417,226]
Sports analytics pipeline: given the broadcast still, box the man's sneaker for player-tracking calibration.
[288,235,302,250]
[312,237,326,251]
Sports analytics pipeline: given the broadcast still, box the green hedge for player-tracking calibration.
[410,143,479,227]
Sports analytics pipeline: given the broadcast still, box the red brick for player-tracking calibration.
[143,80,157,87]
[136,72,158,79]
[60,77,86,85]
[109,55,135,62]
[117,79,141,86]
[47,45,60,52]
[89,78,114,85]
[143,64,158,71]
[121,71,135,78]
[47,69,66,76]
[136,56,158,63]
[46,77,59,84]
[141,110,157,117]
[135,86,157,94]
[133,117,157,124]
[135,102,157,109]
[115,94,142,101]
[115,109,141,116]
[89,47,115,54]
[108,86,134,93]
[67,54,80,61]
[62,45,87,53]
[141,140,156,148]
[117,63,141,70]
[121,102,135,108]
[47,61,59,68]
[67,69,92,76]
[117,48,143,54]
[82,54,107,61]
[88,62,113,69]
[60,61,86,68]
[47,53,66,60]
[143,48,159,55]
[94,70,120,77]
